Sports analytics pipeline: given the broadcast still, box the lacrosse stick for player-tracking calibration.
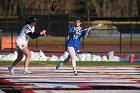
[41,0,58,36]
[46,0,59,28]
[81,23,106,32]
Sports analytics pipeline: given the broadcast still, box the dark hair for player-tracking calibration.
[74,17,82,22]
[26,16,36,24]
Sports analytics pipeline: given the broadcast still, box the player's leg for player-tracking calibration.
[67,46,78,75]
[56,52,70,69]
[8,49,24,75]
[63,55,71,64]
[21,47,32,75]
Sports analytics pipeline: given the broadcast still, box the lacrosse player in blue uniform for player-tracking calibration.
[56,17,92,75]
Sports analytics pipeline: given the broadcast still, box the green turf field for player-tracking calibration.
[0,61,140,66]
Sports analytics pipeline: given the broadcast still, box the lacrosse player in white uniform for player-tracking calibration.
[8,16,46,75]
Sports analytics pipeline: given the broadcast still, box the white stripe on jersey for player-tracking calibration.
[25,27,33,33]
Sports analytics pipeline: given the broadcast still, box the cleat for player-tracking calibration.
[23,70,32,75]
[74,71,78,76]
[56,61,64,69]
[8,66,14,75]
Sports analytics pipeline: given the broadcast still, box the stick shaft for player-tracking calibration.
[46,12,53,28]
[81,24,103,31]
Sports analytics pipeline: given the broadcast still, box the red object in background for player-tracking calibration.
[129,54,134,63]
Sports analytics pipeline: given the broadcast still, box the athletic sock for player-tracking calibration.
[9,65,14,70]
[73,67,77,72]
[24,67,28,72]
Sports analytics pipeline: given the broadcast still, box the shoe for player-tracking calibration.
[8,66,14,75]
[74,71,78,76]
[56,61,64,69]
[23,70,32,75]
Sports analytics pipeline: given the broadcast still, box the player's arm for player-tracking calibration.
[84,22,106,39]
[27,32,40,39]
[84,30,89,39]
[27,30,46,39]
[83,27,92,39]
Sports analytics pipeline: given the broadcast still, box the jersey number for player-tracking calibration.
[73,35,78,39]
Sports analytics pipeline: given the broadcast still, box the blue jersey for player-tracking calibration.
[65,26,85,52]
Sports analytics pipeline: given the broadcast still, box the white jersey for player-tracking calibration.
[16,24,35,50]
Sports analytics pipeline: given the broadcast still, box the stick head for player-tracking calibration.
[51,1,59,13]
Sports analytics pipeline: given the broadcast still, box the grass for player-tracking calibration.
[0,61,140,66]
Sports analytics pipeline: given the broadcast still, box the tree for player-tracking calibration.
[0,0,139,17]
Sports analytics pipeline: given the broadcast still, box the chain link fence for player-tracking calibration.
[0,16,140,54]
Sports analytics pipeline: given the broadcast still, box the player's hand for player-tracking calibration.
[40,30,46,36]
[87,27,92,31]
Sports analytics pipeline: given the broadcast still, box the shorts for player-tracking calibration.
[16,41,28,50]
